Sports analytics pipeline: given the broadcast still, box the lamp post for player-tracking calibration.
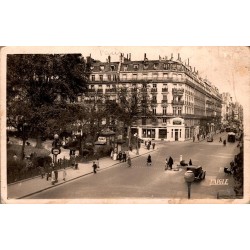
[134,133,139,155]
[184,170,195,199]
[52,134,60,164]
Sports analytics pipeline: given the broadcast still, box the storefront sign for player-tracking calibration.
[173,118,182,125]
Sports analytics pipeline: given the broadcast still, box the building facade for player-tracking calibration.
[81,53,222,141]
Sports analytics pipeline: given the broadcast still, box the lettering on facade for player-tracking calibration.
[209,179,229,185]
[173,118,183,125]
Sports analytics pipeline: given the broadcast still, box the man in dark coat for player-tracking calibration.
[92,161,98,174]
[147,154,152,166]
[168,156,173,170]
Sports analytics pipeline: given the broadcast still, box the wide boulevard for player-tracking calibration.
[27,132,239,200]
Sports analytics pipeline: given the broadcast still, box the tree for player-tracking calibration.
[7,54,89,158]
[104,83,153,147]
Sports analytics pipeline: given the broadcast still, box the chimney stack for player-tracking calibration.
[108,55,111,63]
[129,53,131,61]
[144,53,147,60]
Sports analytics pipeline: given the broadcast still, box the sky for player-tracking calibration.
[78,46,250,105]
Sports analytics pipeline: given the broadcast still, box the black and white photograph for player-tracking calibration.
[1,46,249,203]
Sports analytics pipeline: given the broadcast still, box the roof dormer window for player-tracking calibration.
[133,64,139,70]
[100,65,104,71]
[153,63,158,70]
[111,65,115,71]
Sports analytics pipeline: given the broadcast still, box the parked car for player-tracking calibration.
[207,135,213,142]
[186,165,206,181]
[227,132,236,143]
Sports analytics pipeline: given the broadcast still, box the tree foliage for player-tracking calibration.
[7,54,89,144]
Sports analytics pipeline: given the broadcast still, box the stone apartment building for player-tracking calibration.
[80,53,222,142]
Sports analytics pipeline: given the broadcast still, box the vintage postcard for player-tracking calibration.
[1,46,249,204]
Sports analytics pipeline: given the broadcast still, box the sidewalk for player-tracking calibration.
[7,146,157,199]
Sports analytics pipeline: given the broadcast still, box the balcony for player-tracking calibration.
[172,88,184,95]
[162,88,168,92]
[151,100,158,105]
[105,88,116,93]
[151,88,158,93]
[172,100,184,105]
[161,100,168,106]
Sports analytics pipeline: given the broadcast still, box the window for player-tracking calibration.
[178,107,182,115]
[153,63,158,69]
[99,75,103,81]
[173,107,177,115]
[106,84,110,88]
[90,85,94,89]
[163,118,167,123]
[152,108,156,114]
[152,96,157,101]
[108,75,111,81]
[111,65,115,71]
[132,74,138,80]
[162,95,167,100]
[112,75,117,81]
[100,65,104,71]
[91,75,95,81]
[133,64,139,70]
[163,107,167,115]
[153,84,157,88]
[153,73,158,79]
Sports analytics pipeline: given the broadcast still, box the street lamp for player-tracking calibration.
[184,170,195,199]
[52,133,61,164]
[134,133,139,155]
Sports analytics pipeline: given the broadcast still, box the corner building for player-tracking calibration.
[87,53,222,141]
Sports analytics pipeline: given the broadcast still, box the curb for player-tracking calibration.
[15,149,156,199]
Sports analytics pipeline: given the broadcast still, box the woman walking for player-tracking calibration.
[147,154,152,166]
[127,156,132,167]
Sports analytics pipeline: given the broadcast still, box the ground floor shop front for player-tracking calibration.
[131,117,216,142]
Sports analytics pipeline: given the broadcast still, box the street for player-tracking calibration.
[27,133,239,200]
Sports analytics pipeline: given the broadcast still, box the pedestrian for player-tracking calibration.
[165,158,168,170]
[62,168,67,181]
[219,137,222,142]
[147,143,150,150]
[46,171,51,181]
[118,151,122,162]
[127,156,132,167]
[51,170,56,185]
[40,166,45,179]
[113,151,117,160]
[189,159,192,165]
[92,161,98,174]
[13,154,18,162]
[110,150,114,159]
[147,154,152,166]
[96,158,100,170]
[168,156,173,170]
[152,142,155,150]
[54,169,58,183]
[122,151,127,162]
[193,135,195,142]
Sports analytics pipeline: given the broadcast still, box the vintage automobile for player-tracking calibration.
[186,165,206,181]
[227,132,236,143]
[207,134,213,142]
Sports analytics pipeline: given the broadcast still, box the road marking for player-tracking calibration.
[206,155,233,159]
